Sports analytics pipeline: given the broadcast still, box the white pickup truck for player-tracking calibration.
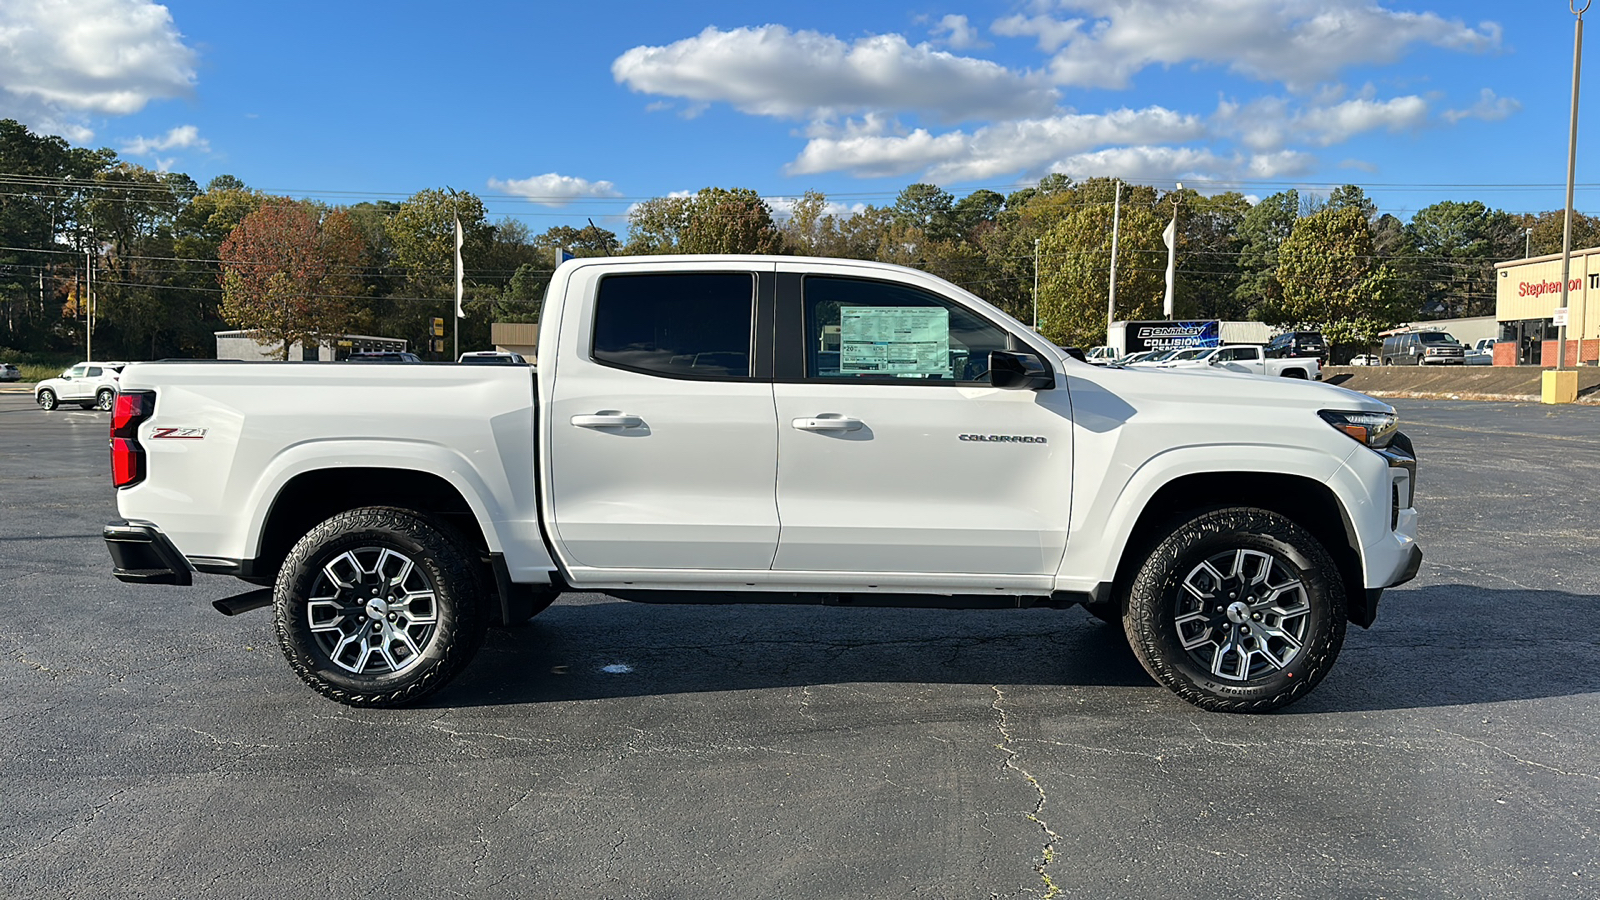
[104,255,1419,712]
[1160,345,1322,380]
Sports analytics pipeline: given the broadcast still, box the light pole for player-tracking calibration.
[1525,226,1534,258]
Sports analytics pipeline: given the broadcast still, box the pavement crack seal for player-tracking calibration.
[991,686,1060,899]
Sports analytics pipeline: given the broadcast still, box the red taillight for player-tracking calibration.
[110,391,156,488]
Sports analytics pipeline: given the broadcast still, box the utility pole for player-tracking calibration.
[85,249,93,362]
[1556,0,1589,380]
[1032,237,1041,332]
[1107,180,1122,336]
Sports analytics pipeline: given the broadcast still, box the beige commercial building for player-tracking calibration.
[1494,248,1600,366]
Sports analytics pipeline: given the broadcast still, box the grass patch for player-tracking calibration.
[0,350,77,384]
[17,363,68,383]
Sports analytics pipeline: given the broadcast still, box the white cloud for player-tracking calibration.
[1297,95,1429,145]
[1443,88,1521,124]
[0,0,197,140]
[765,195,867,222]
[931,14,987,49]
[997,0,1501,90]
[1214,91,1430,151]
[122,124,207,156]
[1045,145,1316,183]
[612,24,1057,123]
[789,106,1206,180]
[488,173,623,207]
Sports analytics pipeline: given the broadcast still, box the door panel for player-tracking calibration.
[550,375,778,569]
[773,383,1072,574]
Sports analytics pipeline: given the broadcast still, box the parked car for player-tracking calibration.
[1084,346,1119,366]
[343,351,423,363]
[1127,349,1182,367]
[458,351,528,365]
[1347,354,1380,367]
[35,361,128,411]
[1266,331,1328,364]
[0,362,20,382]
[1380,331,1466,366]
[1153,347,1220,368]
[1465,338,1496,366]
[1205,344,1321,380]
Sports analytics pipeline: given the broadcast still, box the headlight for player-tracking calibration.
[1318,409,1399,449]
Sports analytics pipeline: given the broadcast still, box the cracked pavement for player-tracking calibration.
[1,395,1596,899]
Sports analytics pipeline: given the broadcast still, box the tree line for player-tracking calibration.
[0,118,1592,361]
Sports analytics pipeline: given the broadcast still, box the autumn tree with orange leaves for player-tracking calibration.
[218,199,366,360]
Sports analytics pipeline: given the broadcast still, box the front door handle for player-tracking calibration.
[572,412,643,429]
[792,414,863,432]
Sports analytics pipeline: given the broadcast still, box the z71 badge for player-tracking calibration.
[149,427,207,440]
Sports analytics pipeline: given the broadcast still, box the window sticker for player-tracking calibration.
[838,306,951,377]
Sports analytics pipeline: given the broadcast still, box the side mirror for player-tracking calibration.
[1409,346,1418,356]
[989,350,1054,391]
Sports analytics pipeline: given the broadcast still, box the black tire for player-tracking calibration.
[37,389,56,410]
[1123,507,1346,713]
[96,388,115,411]
[274,506,488,707]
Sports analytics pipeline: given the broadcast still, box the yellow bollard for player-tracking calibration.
[1542,369,1579,404]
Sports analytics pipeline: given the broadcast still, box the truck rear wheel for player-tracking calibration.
[1123,507,1346,713]
[274,507,488,707]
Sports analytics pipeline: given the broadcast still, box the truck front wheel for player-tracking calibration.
[274,507,488,707]
[1124,507,1346,713]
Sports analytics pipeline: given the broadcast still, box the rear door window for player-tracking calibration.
[592,272,755,379]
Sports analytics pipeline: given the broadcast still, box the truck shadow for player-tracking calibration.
[437,584,1599,713]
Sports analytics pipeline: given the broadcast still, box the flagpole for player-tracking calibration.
[454,208,464,360]
[1163,183,1181,318]
[1107,180,1121,335]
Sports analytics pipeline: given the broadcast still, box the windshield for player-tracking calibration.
[1418,332,1458,344]
[1169,348,1212,361]
[1147,349,1181,362]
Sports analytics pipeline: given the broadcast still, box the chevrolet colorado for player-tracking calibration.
[104,255,1420,711]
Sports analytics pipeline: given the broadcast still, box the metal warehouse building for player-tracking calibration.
[1494,248,1599,366]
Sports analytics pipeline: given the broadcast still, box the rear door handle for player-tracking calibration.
[792,415,863,432]
[571,413,643,429]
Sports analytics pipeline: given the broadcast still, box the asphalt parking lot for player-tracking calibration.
[1,391,1596,899]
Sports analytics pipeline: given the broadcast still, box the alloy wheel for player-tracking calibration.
[1172,548,1310,681]
[305,546,439,675]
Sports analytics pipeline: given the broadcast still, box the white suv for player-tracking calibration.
[35,361,129,411]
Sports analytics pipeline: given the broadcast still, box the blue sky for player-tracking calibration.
[5,0,1596,232]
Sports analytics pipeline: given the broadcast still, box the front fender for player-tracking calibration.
[1053,441,1361,593]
